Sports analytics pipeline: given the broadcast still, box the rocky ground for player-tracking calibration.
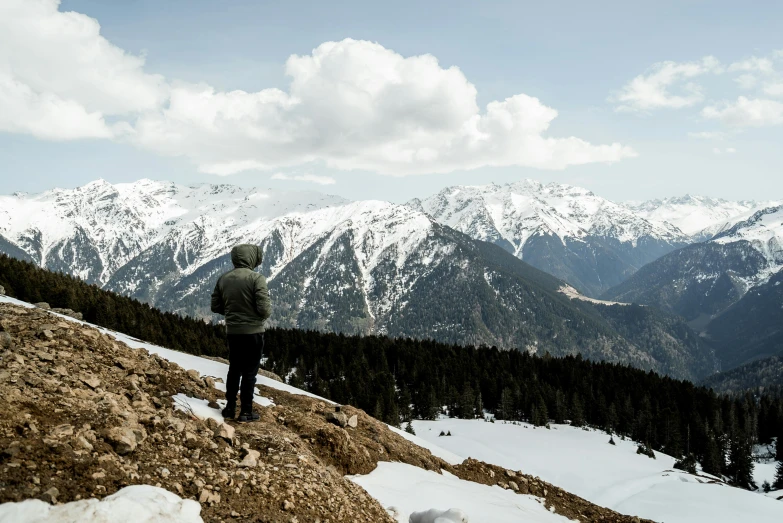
[0,301,653,522]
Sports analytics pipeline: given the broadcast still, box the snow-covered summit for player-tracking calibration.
[627,195,780,239]
[0,179,348,283]
[410,179,689,296]
[412,179,685,250]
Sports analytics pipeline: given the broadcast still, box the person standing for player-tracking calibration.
[210,244,272,422]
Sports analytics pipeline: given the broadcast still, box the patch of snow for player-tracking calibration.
[349,462,569,523]
[558,285,631,306]
[0,485,202,523]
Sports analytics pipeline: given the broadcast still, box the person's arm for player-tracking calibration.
[210,279,225,315]
[254,274,272,321]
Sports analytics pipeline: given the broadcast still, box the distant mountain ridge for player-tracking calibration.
[410,180,690,297]
[626,195,780,241]
[603,204,783,371]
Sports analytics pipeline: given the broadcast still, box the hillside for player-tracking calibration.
[0,297,658,523]
[701,356,783,395]
[603,205,783,371]
[0,240,718,382]
[0,255,775,469]
[410,180,689,297]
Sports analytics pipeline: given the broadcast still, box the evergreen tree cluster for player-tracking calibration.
[2,254,782,491]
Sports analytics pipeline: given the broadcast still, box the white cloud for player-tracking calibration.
[763,82,783,97]
[0,2,634,176]
[271,172,336,185]
[610,57,721,112]
[687,131,726,140]
[0,0,166,140]
[734,74,758,89]
[133,39,635,175]
[702,96,783,127]
[728,57,775,74]
[712,147,736,154]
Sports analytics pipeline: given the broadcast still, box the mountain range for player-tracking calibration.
[410,180,689,297]
[603,204,783,372]
[1,178,780,380]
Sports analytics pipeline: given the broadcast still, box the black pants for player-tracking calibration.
[225,333,264,411]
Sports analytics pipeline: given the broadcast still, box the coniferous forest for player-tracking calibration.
[1,254,782,490]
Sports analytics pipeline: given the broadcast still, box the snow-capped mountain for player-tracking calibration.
[603,204,783,371]
[626,195,780,241]
[410,180,689,297]
[0,179,348,284]
[0,179,720,380]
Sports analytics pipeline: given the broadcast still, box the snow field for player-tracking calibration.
[411,418,783,523]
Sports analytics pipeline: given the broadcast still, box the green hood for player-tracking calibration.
[231,244,263,270]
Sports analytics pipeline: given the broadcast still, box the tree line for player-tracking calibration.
[1,254,781,491]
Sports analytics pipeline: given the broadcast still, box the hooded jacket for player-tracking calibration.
[211,244,272,335]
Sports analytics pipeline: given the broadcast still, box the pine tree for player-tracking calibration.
[404,422,416,436]
[776,425,783,462]
[532,395,548,427]
[702,431,723,476]
[570,392,585,428]
[773,461,783,490]
[727,430,755,490]
[500,387,514,421]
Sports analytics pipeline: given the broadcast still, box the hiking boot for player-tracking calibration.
[238,409,260,422]
[221,403,236,419]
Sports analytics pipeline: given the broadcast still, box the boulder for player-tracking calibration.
[39,487,59,504]
[326,411,348,428]
[81,376,101,389]
[0,284,5,295]
[238,449,261,468]
[0,332,12,349]
[105,427,137,455]
[214,423,235,442]
[347,415,358,428]
[34,302,51,310]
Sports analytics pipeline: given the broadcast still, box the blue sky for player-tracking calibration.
[1,0,781,202]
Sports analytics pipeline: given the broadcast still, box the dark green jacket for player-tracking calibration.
[211,244,272,335]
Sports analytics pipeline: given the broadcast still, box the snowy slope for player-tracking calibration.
[627,195,780,240]
[411,418,783,523]
[711,205,783,285]
[350,463,570,523]
[412,180,689,296]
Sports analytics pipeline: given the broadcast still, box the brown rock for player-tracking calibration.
[105,427,137,455]
[39,487,59,504]
[239,449,261,468]
[214,423,235,442]
[81,376,101,389]
[347,415,358,428]
[326,412,348,428]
